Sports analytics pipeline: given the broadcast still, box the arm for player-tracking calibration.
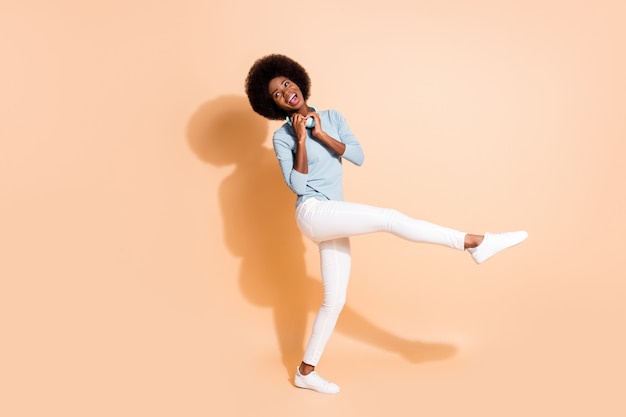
[290,113,309,174]
[273,123,309,196]
[272,113,311,195]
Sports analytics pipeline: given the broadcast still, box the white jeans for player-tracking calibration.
[295,198,466,366]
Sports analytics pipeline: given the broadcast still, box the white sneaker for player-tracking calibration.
[468,231,528,264]
[294,366,340,394]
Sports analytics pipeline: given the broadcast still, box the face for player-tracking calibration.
[268,76,306,114]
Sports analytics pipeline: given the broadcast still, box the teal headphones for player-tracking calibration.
[286,106,317,128]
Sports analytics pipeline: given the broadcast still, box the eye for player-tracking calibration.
[284,81,289,87]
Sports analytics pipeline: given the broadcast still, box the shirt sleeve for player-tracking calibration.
[273,131,308,195]
[332,110,365,166]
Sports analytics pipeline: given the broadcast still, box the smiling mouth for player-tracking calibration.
[288,93,298,105]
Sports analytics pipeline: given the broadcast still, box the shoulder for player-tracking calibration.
[273,122,291,138]
[318,108,346,124]
[318,108,342,117]
[272,123,295,147]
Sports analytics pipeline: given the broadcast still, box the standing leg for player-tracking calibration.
[294,237,350,394]
[304,237,351,366]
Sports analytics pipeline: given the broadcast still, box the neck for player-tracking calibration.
[292,104,310,117]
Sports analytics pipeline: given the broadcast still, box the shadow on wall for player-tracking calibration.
[186,95,457,379]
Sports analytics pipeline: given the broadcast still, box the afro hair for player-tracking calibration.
[245,54,311,120]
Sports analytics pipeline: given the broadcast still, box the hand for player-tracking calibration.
[308,111,324,139]
[290,113,308,142]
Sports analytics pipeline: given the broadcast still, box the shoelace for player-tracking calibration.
[307,372,332,388]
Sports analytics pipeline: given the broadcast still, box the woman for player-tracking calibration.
[244,54,527,394]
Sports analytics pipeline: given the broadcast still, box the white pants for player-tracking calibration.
[295,198,466,366]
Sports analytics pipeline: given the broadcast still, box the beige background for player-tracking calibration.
[2,0,625,416]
